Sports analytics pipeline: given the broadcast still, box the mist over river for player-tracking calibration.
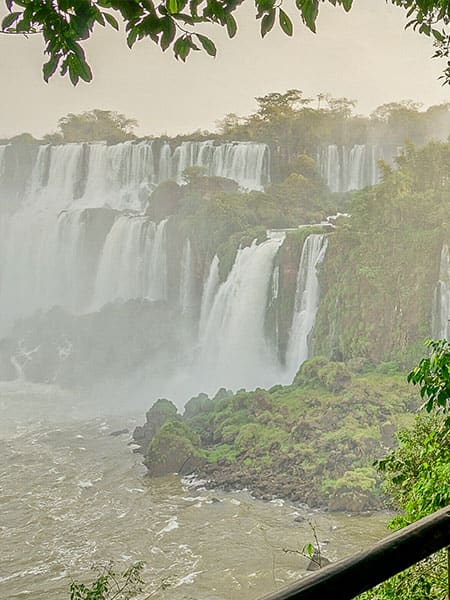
[0,383,389,600]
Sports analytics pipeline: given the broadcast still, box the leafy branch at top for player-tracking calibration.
[1,0,449,85]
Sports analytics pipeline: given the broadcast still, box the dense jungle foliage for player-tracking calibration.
[358,340,450,600]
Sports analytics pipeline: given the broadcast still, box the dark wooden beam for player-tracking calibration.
[260,505,450,600]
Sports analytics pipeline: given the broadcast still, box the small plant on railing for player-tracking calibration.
[282,522,331,571]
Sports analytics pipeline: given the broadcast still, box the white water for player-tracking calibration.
[285,234,328,379]
[179,239,195,317]
[0,140,270,214]
[199,255,220,339]
[0,137,330,400]
[432,243,450,339]
[194,236,285,394]
[92,217,168,309]
[318,144,399,192]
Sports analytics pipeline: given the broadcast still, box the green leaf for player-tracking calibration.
[196,33,217,56]
[296,0,318,32]
[103,12,119,30]
[77,58,93,82]
[42,56,59,82]
[127,27,139,48]
[261,10,275,37]
[68,63,79,86]
[167,0,179,14]
[342,0,353,11]
[160,17,176,51]
[225,14,237,38]
[278,8,293,36]
[432,29,445,43]
[2,11,21,29]
[174,36,190,61]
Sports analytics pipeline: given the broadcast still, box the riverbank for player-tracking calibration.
[135,359,418,513]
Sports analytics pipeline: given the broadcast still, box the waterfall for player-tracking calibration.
[318,144,397,192]
[170,141,270,190]
[0,140,270,215]
[0,207,117,333]
[432,244,450,339]
[0,137,293,398]
[199,255,220,338]
[193,235,284,393]
[285,234,328,378]
[179,239,195,317]
[92,217,168,309]
[319,145,341,193]
[0,210,91,330]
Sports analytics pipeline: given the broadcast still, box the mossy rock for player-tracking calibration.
[325,467,379,512]
[144,421,204,477]
[133,398,180,452]
[294,356,351,392]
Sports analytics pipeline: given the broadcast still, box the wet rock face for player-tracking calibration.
[133,398,180,454]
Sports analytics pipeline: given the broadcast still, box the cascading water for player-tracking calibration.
[285,234,328,379]
[170,141,270,190]
[179,238,195,318]
[0,136,277,396]
[318,144,398,192]
[0,207,118,333]
[0,135,330,399]
[432,244,450,339]
[0,140,270,215]
[192,235,285,394]
[92,217,168,310]
[198,255,220,339]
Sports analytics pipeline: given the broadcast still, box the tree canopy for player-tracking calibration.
[1,0,449,85]
[45,109,137,143]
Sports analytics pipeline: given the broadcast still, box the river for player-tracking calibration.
[0,382,390,600]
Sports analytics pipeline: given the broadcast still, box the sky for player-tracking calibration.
[0,0,449,138]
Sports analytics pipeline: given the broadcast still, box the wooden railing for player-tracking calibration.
[260,505,450,600]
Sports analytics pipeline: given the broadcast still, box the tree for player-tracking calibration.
[1,1,449,85]
[45,109,138,143]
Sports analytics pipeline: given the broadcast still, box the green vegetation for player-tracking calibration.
[44,110,138,144]
[144,420,202,476]
[357,339,450,599]
[156,162,334,285]
[137,359,418,511]
[69,561,145,600]
[218,94,450,168]
[1,1,448,84]
[312,141,450,367]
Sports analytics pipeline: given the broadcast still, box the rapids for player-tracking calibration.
[0,384,390,600]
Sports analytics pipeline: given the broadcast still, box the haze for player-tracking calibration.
[0,0,448,139]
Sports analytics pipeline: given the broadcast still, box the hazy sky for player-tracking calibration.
[0,0,449,138]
